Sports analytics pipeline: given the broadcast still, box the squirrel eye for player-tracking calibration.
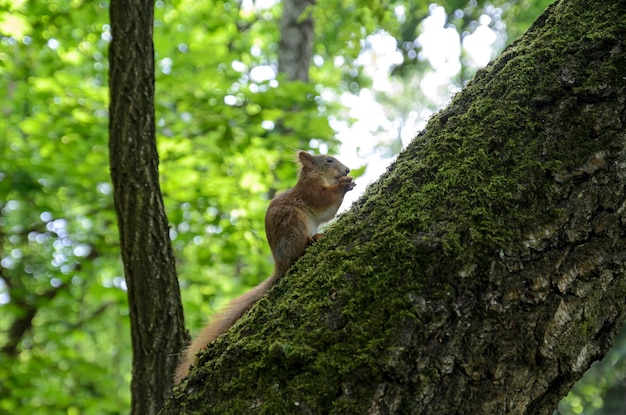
[326,157,333,163]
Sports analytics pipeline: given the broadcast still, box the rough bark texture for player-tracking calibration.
[109,1,186,414]
[162,0,626,413]
[278,0,314,81]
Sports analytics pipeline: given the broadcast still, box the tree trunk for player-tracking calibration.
[278,0,314,81]
[108,1,186,413]
[162,0,626,413]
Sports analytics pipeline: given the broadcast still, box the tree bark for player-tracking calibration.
[162,0,626,413]
[278,0,314,81]
[108,1,186,413]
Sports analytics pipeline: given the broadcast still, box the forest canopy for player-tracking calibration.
[1,0,623,413]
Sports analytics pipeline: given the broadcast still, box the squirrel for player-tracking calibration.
[174,150,356,384]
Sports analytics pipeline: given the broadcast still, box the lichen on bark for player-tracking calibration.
[161,0,626,413]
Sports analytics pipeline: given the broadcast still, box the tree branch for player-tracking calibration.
[0,282,68,357]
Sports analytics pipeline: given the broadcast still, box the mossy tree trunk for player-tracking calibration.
[109,0,187,413]
[162,0,626,413]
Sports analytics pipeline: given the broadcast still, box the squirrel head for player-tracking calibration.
[297,151,350,183]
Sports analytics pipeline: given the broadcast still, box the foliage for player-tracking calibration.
[0,0,622,413]
[0,1,128,413]
[558,325,626,415]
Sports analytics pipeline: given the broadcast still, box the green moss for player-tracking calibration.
[364,0,626,272]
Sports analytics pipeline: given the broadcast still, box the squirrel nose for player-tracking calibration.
[344,168,350,175]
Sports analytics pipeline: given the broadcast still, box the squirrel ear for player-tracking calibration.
[298,151,314,166]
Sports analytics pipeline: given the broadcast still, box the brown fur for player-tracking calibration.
[174,151,355,384]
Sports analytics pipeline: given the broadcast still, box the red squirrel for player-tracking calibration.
[174,151,356,383]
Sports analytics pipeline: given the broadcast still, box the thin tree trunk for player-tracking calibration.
[162,0,626,413]
[278,0,314,81]
[108,1,186,413]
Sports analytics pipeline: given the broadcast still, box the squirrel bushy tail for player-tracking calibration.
[174,274,278,384]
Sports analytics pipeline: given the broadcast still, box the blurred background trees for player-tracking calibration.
[0,0,622,413]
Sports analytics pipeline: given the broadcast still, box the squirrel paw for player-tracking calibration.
[307,234,324,247]
[338,176,356,190]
